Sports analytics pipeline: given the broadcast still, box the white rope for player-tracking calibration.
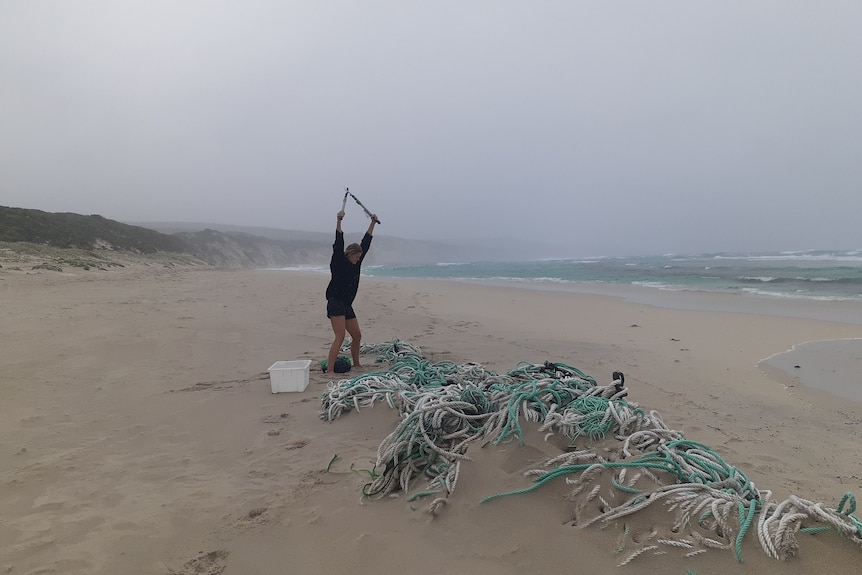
[321,339,862,562]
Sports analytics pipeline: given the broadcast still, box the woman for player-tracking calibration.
[324,209,379,373]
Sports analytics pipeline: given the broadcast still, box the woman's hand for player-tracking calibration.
[337,210,345,221]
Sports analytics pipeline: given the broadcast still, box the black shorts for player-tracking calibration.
[326,298,356,320]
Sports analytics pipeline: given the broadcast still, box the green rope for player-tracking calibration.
[734,499,758,562]
[323,339,862,565]
[325,454,339,472]
[837,492,857,515]
[800,526,834,534]
[461,387,491,414]
[612,477,642,494]
[567,395,614,440]
[614,524,630,554]
[481,458,675,503]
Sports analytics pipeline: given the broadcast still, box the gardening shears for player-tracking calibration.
[343,188,381,224]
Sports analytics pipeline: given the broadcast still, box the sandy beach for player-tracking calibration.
[2,263,862,574]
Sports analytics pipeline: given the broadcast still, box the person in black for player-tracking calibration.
[325,209,379,373]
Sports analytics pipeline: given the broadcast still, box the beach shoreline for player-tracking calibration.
[758,338,862,403]
[2,265,861,574]
[450,276,862,326]
[268,264,862,325]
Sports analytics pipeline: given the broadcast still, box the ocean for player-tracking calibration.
[363,249,862,302]
[280,248,862,402]
[369,250,862,404]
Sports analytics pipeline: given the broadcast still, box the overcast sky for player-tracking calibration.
[2,1,861,257]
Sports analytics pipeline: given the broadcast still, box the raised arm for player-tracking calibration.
[332,211,345,257]
[366,213,379,236]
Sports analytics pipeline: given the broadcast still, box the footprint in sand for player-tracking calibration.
[245,507,267,519]
[235,507,269,527]
[261,413,290,424]
[169,549,229,575]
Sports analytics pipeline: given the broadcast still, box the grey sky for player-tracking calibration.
[2,1,861,257]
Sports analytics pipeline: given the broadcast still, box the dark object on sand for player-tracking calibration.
[613,371,626,396]
[321,356,352,374]
[333,357,352,373]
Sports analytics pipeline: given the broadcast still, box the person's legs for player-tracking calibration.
[345,318,362,367]
[327,315,346,373]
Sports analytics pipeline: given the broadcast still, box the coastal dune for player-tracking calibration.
[1,264,861,574]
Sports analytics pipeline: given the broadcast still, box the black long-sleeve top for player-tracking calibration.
[325,230,372,305]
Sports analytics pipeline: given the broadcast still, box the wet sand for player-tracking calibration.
[759,338,862,402]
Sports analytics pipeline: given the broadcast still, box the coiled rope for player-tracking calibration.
[320,339,862,565]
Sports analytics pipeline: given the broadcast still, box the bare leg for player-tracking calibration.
[327,315,346,373]
[345,318,362,367]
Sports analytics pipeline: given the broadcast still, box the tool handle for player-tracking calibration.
[349,192,381,224]
[361,207,379,223]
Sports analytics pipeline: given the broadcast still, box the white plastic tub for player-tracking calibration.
[268,360,311,393]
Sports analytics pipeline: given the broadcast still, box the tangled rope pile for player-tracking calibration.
[320,339,862,565]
